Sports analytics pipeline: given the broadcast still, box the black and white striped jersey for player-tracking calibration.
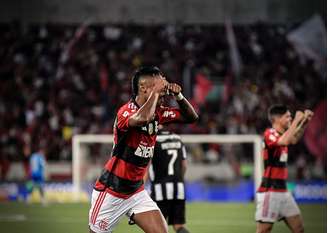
[149,131,187,201]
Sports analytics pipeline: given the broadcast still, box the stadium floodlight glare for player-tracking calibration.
[72,134,263,202]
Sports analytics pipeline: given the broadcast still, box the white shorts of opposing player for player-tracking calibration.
[89,190,160,233]
[255,191,301,223]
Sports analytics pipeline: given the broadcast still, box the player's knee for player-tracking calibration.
[293,224,304,233]
[257,229,271,233]
[149,221,168,233]
[257,224,273,233]
[154,224,168,233]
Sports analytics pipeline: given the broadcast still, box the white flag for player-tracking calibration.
[225,20,243,77]
[287,15,326,69]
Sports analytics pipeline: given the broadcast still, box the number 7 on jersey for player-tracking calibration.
[167,149,178,175]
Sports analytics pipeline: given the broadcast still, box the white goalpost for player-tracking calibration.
[72,134,263,201]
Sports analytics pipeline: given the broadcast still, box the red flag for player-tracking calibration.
[304,100,327,159]
[192,72,213,105]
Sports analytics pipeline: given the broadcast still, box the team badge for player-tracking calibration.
[98,218,110,231]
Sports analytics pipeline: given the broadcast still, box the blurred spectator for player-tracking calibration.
[0,21,325,180]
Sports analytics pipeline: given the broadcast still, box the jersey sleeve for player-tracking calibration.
[264,129,280,149]
[157,107,183,124]
[116,104,137,131]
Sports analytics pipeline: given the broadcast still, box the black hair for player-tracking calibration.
[268,104,288,122]
[131,66,162,97]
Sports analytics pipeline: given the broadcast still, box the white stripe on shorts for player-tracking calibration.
[177,182,185,200]
[166,182,174,200]
[154,184,163,201]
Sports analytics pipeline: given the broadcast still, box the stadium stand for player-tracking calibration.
[0,22,325,180]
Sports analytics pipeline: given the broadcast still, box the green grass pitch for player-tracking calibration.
[0,202,325,233]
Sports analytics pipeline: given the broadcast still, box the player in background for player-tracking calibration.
[256,105,314,233]
[29,147,46,205]
[88,66,198,233]
[148,127,190,233]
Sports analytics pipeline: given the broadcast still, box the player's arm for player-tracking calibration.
[290,109,314,144]
[181,144,187,177]
[167,83,199,123]
[277,111,306,146]
[144,166,150,183]
[129,79,167,127]
[181,160,187,177]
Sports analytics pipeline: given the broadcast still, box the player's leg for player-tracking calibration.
[26,176,38,203]
[170,200,190,233]
[133,210,168,233]
[129,190,168,233]
[38,184,44,197]
[38,184,46,205]
[256,222,273,233]
[156,200,169,222]
[37,177,46,205]
[281,192,303,233]
[88,189,127,233]
[32,176,45,205]
[284,215,304,233]
[255,192,278,233]
[89,190,108,233]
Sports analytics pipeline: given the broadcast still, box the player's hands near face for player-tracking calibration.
[152,77,168,96]
[294,111,305,122]
[304,109,314,121]
[167,83,182,95]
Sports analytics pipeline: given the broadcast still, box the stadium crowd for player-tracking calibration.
[0,22,325,179]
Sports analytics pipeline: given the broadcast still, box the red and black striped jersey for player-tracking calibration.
[94,99,183,199]
[257,128,288,193]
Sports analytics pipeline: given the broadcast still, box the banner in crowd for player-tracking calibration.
[0,180,325,203]
[0,182,89,203]
[185,180,326,203]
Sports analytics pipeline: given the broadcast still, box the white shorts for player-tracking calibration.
[89,189,160,233]
[255,191,301,223]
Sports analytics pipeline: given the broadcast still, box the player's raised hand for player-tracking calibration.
[167,83,182,95]
[304,109,314,121]
[294,110,305,122]
[153,78,168,96]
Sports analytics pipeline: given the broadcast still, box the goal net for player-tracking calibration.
[72,134,263,201]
